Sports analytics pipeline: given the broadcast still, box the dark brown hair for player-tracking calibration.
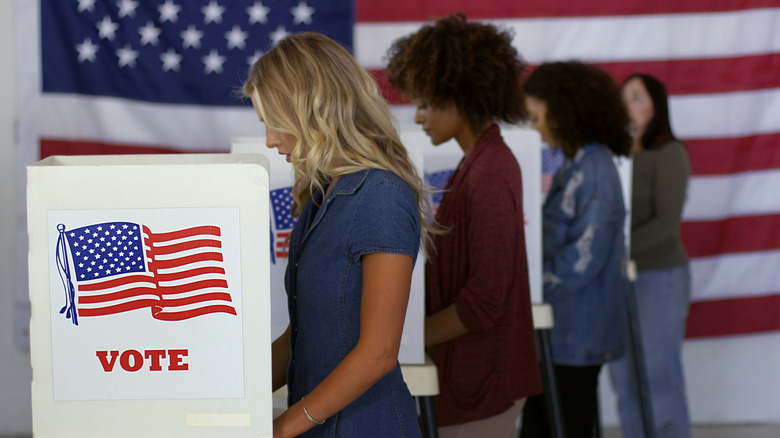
[623,73,677,150]
[385,12,528,134]
[523,61,631,158]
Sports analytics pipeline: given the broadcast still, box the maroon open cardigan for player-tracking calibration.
[426,124,543,426]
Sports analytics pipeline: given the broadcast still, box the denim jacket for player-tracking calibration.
[285,169,422,437]
[543,143,629,365]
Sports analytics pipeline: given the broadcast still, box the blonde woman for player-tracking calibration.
[243,32,434,438]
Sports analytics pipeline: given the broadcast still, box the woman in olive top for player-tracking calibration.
[609,73,693,438]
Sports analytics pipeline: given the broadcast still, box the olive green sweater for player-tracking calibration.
[630,140,691,271]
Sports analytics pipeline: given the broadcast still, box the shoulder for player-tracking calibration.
[352,169,417,212]
[639,140,689,169]
[657,140,689,160]
[576,144,616,174]
[470,140,522,184]
[346,171,421,257]
[338,169,410,195]
[576,144,622,195]
[359,169,415,196]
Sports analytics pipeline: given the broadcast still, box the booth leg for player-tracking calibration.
[418,396,439,438]
[536,329,566,438]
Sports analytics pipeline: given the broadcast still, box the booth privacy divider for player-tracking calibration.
[27,154,273,437]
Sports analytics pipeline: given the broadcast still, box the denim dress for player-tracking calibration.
[542,143,629,366]
[284,169,422,438]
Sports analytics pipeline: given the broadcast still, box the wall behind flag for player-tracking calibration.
[1,1,33,434]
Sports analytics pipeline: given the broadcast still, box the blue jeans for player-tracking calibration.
[609,265,692,438]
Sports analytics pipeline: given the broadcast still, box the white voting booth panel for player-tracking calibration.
[27,154,273,437]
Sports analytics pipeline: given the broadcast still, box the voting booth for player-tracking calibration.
[232,127,544,368]
[27,154,273,437]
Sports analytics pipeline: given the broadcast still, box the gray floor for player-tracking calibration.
[6,425,780,438]
[603,424,780,438]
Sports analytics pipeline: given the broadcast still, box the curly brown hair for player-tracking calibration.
[385,12,528,134]
[523,61,631,158]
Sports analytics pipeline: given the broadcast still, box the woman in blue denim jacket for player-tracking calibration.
[243,33,439,438]
[520,62,632,438]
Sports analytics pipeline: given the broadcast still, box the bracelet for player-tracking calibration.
[302,403,325,425]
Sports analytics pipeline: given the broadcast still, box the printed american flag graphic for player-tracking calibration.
[57,221,237,324]
[269,186,296,260]
[542,147,565,194]
[425,169,455,210]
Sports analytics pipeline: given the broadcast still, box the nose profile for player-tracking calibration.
[265,129,278,148]
[414,109,424,125]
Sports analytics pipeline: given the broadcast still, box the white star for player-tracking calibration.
[117,0,139,18]
[77,0,96,13]
[139,21,161,46]
[225,25,249,50]
[247,1,270,25]
[76,38,99,63]
[202,1,225,25]
[96,16,119,40]
[160,48,183,72]
[180,24,204,49]
[290,1,314,25]
[247,49,263,67]
[270,25,290,45]
[158,0,181,23]
[117,44,139,68]
[202,49,226,74]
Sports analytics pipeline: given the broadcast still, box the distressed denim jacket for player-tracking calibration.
[543,143,629,365]
[284,169,422,437]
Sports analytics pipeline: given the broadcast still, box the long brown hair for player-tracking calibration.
[623,73,677,150]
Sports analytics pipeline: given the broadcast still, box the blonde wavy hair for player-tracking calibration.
[242,32,441,253]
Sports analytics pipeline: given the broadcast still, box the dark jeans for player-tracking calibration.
[520,364,603,438]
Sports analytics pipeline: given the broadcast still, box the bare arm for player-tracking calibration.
[271,326,290,392]
[425,303,469,347]
[273,252,413,438]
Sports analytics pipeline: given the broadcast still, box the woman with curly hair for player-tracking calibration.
[244,32,438,437]
[519,61,631,438]
[386,13,542,437]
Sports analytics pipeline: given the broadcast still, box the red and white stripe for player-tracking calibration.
[18,1,780,337]
[77,225,237,321]
[353,2,780,339]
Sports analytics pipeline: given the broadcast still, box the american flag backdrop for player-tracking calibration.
[55,221,236,323]
[16,1,780,338]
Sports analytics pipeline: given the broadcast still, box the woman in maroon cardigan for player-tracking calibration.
[387,13,543,437]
